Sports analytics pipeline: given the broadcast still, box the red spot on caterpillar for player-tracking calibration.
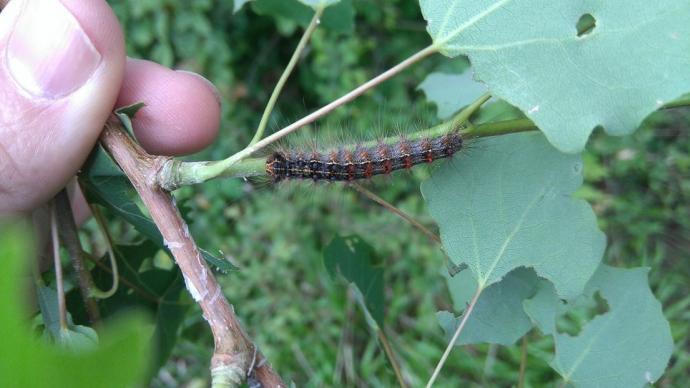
[420,138,434,163]
[398,139,414,169]
[266,131,463,182]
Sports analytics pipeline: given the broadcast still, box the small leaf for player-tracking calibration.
[323,235,384,327]
[419,0,690,152]
[550,265,673,387]
[421,132,606,298]
[439,267,539,345]
[58,325,99,353]
[114,102,146,138]
[418,71,487,120]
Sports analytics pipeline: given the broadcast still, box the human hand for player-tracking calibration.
[0,0,221,215]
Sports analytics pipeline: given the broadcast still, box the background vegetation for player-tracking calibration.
[13,1,688,386]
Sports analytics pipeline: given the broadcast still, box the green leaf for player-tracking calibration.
[439,267,539,345]
[36,285,99,353]
[252,0,354,34]
[323,235,384,327]
[418,71,487,120]
[144,271,189,372]
[419,0,690,152]
[421,132,606,298]
[550,265,673,387]
[90,242,190,375]
[0,224,150,388]
[114,102,146,138]
[79,146,236,273]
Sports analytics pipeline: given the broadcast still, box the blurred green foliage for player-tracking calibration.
[77,1,690,386]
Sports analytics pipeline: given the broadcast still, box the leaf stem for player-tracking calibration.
[463,118,537,139]
[377,329,408,388]
[662,95,690,110]
[351,183,440,245]
[50,201,68,332]
[250,6,325,146]
[158,45,439,190]
[518,336,528,388]
[88,203,120,299]
[353,289,408,388]
[426,286,483,388]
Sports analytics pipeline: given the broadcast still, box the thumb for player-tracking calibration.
[0,0,125,215]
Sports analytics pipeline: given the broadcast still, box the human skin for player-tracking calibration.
[0,0,221,215]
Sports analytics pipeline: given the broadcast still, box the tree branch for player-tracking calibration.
[99,117,284,387]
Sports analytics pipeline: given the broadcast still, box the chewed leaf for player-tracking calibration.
[523,279,563,336]
[439,267,539,345]
[419,0,690,152]
[324,235,384,327]
[550,265,673,387]
[421,132,605,298]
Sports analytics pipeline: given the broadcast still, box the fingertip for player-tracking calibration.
[117,58,221,156]
[59,0,125,63]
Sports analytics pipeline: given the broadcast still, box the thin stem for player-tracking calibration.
[250,6,325,146]
[426,286,483,388]
[351,183,440,245]
[353,289,408,388]
[50,201,68,331]
[377,329,408,388]
[448,92,492,132]
[88,204,119,299]
[159,157,265,191]
[234,44,437,157]
[518,336,528,388]
[662,95,690,110]
[158,45,439,190]
[82,250,159,304]
[55,190,101,323]
[463,118,537,139]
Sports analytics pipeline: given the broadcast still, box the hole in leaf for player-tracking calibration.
[556,291,610,336]
[576,13,596,37]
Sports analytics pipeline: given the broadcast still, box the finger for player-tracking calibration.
[116,58,221,156]
[0,0,125,215]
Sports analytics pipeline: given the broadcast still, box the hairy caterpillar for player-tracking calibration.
[265,131,463,182]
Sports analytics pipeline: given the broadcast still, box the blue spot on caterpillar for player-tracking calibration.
[266,131,462,182]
